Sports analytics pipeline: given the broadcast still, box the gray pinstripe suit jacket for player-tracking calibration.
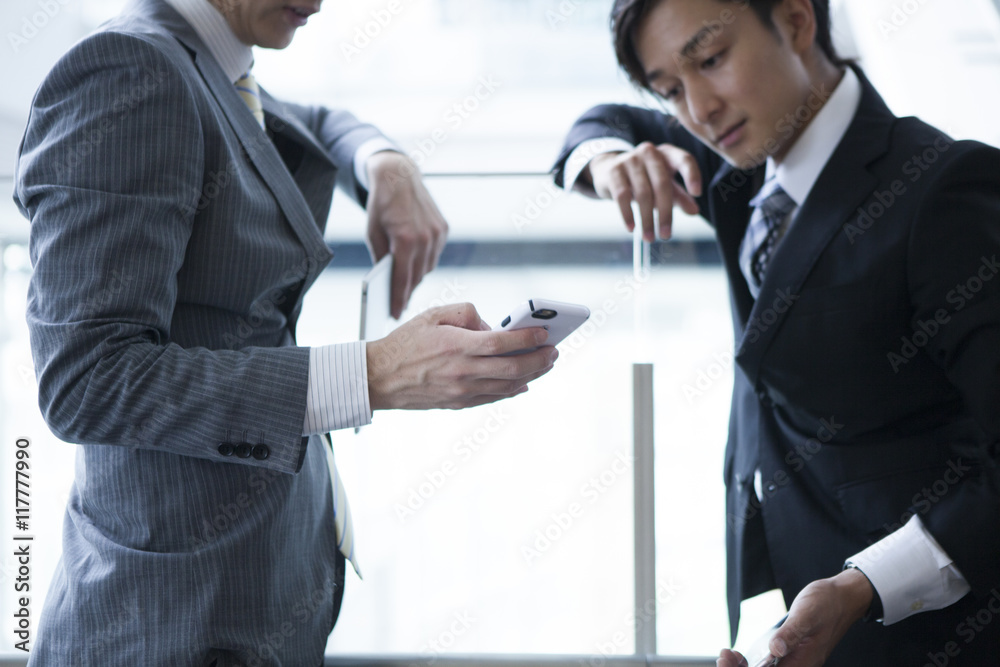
[14,0,384,663]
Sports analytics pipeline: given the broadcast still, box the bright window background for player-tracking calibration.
[1,0,999,660]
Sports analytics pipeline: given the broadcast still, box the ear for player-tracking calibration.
[772,0,819,58]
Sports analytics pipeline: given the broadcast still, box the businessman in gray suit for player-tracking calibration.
[13,0,557,664]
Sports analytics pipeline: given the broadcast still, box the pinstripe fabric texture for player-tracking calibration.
[14,0,387,663]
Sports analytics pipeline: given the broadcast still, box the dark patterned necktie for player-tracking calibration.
[739,180,796,298]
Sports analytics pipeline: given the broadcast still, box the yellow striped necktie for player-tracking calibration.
[324,435,361,577]
[234,70,265,129]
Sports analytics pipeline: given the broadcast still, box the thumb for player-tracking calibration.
[770,618,808,659]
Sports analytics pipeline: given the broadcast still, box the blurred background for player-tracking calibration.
[1,0,999,662]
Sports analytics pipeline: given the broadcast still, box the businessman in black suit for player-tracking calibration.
[552,1,1000,664]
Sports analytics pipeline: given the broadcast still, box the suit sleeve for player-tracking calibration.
[282,102,389,208]
[15,32,313,474]
[905,142,1000,596]
[551,103,723,217]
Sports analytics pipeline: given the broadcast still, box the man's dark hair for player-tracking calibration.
[612,0,849,92]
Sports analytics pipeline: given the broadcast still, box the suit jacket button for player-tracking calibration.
[757,389,774,407]
[217,443,235,457]
[251,444,270,460]
[235,443,253,458]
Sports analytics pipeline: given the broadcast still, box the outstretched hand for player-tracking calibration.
[587,142,703,242]
[365,151,449,319]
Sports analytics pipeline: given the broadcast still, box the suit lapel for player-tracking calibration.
[138,0,333,263]
[709,162,763,326]
[191,53,332,260]
[259,92,333,163]
[734,70,896,386]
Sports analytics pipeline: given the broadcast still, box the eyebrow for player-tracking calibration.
[644,26,715,84]
[680,26,714,60]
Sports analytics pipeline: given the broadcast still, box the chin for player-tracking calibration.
[713,149,761,172]
[257,28,296,49]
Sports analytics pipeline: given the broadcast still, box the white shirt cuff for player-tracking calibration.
[845,516,970,625]
[353,138,400,192]
[303,342,372,435]
[562,137,636,195]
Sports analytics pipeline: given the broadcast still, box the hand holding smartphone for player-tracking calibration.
[743,615,787,667]
[493,298,590,356]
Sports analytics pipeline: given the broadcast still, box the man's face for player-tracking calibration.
[210,0,322,49]
[636,0,817,169]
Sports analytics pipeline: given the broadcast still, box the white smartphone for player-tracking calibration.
[492,298,591,355]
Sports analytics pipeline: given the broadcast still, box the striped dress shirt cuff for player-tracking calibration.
[303,342,372,435]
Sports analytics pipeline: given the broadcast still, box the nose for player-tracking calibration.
[684,78,723,127]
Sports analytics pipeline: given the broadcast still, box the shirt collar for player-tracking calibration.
[764,67,863,207]
[162,0,254,83]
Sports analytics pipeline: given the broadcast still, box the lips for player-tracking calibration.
[283,5,318,27]
[286,5,318,17]
[715,120,746,148]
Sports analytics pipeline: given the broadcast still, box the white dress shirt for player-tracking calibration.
[565,67,970,625]
[164,0,381,432]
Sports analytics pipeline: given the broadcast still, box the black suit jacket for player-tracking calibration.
[554,68,1000,662]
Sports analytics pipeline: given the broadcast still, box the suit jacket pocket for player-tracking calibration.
[833,459,978,537]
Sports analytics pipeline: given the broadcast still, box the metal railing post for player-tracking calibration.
[633,362,656,656]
